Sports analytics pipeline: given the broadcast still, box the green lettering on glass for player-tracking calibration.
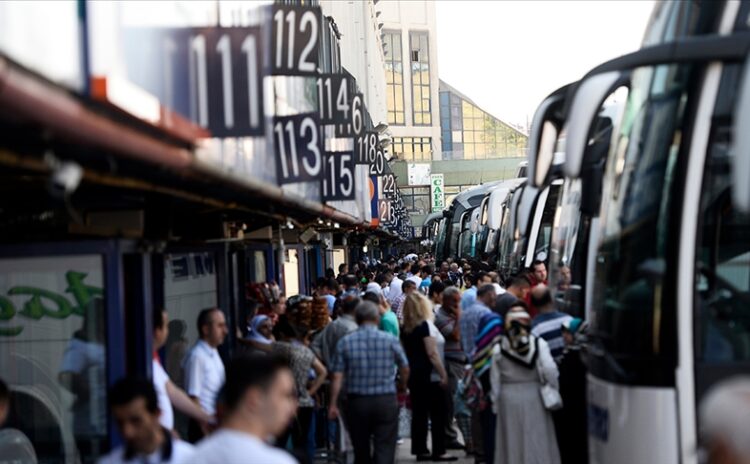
[0,295,22,336]
[10,287,73,319]
[66,271,104,316]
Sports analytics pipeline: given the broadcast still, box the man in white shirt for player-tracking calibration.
[98,377,194,464]
[406,262,422,288]
[386,270,403,306]
[189,356,298,464]
[152,309,214,433]
[182,308,228,442]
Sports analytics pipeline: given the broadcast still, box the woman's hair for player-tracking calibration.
[402,293,434,334]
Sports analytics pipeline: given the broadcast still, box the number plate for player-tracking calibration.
[321,151,355,201]
[271,4,321,76]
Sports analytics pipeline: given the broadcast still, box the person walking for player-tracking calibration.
[328,301,410,464]
[271,317,327,464]
[434,286,469,451]
[392,280,417,322]
[557,318,589,464]
[401,293,457,462]
[460,285,496,360]
[490,310,560,464]
[362,291,399,338]
[152,309,214,434]
[182,308,228,442]
[189,356,298,464]
[311,295,359,369]
[494,274,531,319]
[99,377,195,464]
[530,285,572,362]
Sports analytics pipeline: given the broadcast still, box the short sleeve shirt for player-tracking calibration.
[152,358,174,430]
[182,340,225,415]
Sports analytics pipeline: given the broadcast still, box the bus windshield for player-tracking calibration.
[591,63,700,385]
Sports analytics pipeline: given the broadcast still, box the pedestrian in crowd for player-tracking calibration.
[461,273,478,309]
[463,272,491,310]
[319,278,338,315]
[447,263,462,287]
[401,293,457,462]
[418,265,433,294]
[557,318,589,464]
[0,378,8,427]
[271,317,327,464]
[329,301,410,464]
[387,269,404,306]
[472,310,504,464]
[152,309,214,434]
[337,263,348,283]
[407,263,423,288]
[699,376,750,464]
[460,284,496,359]
[183,308,228,442]
[494,274,531,319]
[530,285,572,361]
[525,260,549,316]
[311,296,360,369]
[491,310,560,464]
[429,280,446,313]
[243,314,274,352]
[375,273,390,300]
[98,377,195,464]
[363,291,399,338]
[487,272,505,296]
[189,356,298,464]
[342,274,360,296]
[393,279,417,322]
[434,286,469,452]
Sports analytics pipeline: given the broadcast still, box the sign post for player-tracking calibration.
[430,173,445,212]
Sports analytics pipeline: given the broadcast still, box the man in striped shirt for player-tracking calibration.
[530,285,572,362]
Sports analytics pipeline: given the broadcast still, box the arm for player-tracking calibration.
[448,309,462,342]
[307,357,327,397]
[537,338,560,389]
[490,347,502,414]
[166,380,214,424]
[398,366,410,391]
[423,336,448,386]
[328,372,344,419]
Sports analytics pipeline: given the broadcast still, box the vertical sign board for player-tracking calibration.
[369,174,380,226]
[273,113,324,185]
[316,74,351,125]
[431,173,445,212]
[321,151,355,201]
[270,5,321,76]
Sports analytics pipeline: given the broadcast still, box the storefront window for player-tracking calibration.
[0,255,106,463]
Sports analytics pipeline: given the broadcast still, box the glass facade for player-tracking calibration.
[391,137,432,162]
[439,87,527,160]
[409,31,432,126]
[384,30,405,125]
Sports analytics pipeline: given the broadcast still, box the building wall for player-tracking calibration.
[378,1,442,161]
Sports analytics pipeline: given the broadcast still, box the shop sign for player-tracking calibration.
[430,173,445,212]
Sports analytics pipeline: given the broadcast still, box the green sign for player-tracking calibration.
[430,173,445,212]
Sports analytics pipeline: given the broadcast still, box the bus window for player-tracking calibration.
[591,62,701,385]
[532,183,562,264]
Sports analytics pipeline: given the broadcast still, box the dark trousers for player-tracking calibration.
[480,407,495,464]
[344,394,399,464]
[410,381,448,457]
[445,359,466,444]
[187,418,205,444]
[278,406,314,464]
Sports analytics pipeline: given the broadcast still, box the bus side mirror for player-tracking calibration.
[732,58,750,213]
[516,185,539,239]
[564,71,626,179]
[527,84,573,189]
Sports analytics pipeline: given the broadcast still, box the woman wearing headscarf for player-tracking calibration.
[471,310,503,463]
[490,306,561,464]
[247,315,273,344]
[401,293,457,462]
[556,318,589,464]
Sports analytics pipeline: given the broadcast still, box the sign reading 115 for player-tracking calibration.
[322,152,355,201]
[189,27,264,137]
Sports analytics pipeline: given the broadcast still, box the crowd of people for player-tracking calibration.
[1,253,750,463]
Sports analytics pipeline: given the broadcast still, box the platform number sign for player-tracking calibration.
[336,93,364,138]
[382,173,397,199]
[186,27,265,137]
[316,74,352,125]
[273,113,323,184]
[379,199,394,224]
[271,5,320,76]
[322,152,355,201]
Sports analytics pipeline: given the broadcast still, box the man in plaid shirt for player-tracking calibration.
[329,301,410,464]
[392,279,417,322]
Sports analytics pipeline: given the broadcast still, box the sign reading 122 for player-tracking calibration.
[273,113,323,185]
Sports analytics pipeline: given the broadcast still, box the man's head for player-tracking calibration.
[442,286,461,313]
[224,355,297,437]
[428,280,445,305]
[508,274,532,300]
[340,294,361,316]
[532,260,548,283]
[477,271,492,286]
[449,263,459,272]
[699,376,750,464]
[338,263,348,275]
[477,284,497,308]
[530,285,554,313]
[355,301,380,326]
[402,279,417,295]
[488,271,500,284]
[0,378,9,427]
[363,292,387,315]
[197,308,228,347]
[109,377,163,455]
[153,308,168,351]
[463,273,475,289]
[411,263,421,276]
[343,274,358,290]
[421,265,433,278]
[440,262,449,273]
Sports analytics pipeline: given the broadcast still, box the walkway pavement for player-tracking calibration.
[395,439,474,464]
